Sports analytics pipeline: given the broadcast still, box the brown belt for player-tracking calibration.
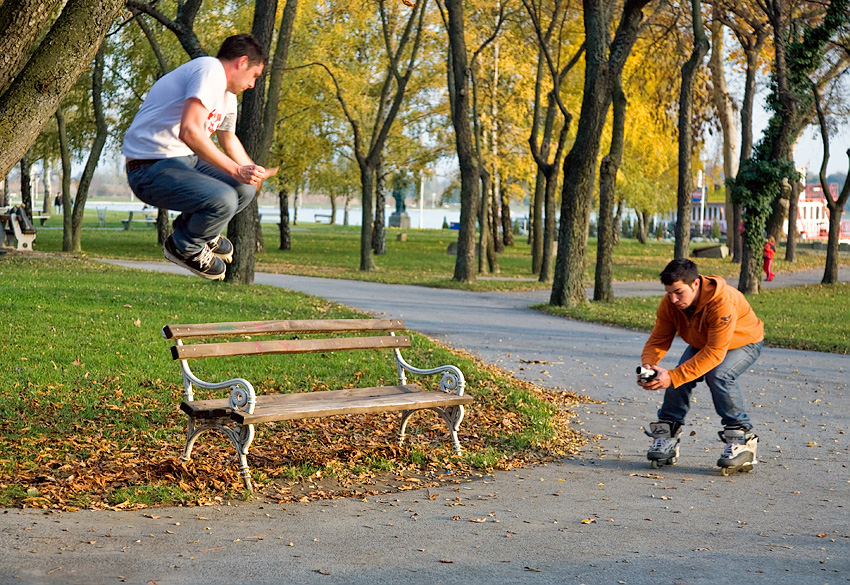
[126,159,161,172]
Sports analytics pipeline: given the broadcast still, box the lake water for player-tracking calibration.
[85,201,462,230]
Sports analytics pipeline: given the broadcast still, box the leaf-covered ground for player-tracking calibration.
[0,253,589,510]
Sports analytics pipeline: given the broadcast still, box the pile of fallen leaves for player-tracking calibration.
[0,349,588,511]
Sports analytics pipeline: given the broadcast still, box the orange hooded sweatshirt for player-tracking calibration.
[641,275,764,389]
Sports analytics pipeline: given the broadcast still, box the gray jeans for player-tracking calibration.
[126,156,255,255]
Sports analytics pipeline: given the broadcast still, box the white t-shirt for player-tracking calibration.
[123,56,238,160]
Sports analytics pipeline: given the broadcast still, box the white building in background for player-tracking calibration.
[792,181,850,239]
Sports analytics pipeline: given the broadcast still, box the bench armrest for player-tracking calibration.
[178,351,256,414]
[393,349,466,396]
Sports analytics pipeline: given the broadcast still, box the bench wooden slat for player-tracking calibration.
[180,384,472,425]
[181,385,418,419]
[163,318,405,340]
[238,390,471,425]
[171,334,410,360]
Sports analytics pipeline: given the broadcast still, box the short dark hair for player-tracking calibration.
[217,34,268,66]
[660,258,699,286]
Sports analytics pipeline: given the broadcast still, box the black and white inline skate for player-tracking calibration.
[645,421,682,469]
[717,428,758,476]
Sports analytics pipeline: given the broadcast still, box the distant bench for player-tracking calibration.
[120,210,156,230]
[1,207,37,250]
[163,318,471,492]
[314,213,333,224]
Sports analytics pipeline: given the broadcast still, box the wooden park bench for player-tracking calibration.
[120,210,156,230]
[162,318,471,492]
[1,206,37,250]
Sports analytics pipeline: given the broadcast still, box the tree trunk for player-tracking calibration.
[41,159,52,215]
[737,240,761,294]
[501,184,513,247]
[785,177,800,262]
[708,7,739,258]
[531,169,545,273]
[228,0,279,284]
[359,162,377,271]
[329,193,337,225]
[491,186,503,253]
[278,185,291,250]
[674,0,709,260]
[539,162,558,283]
[0,0,64,93]
[55,108,73,252]
[594,82,626,302]
[70,43,108,254]
[155,208,170,244]
[613,199,623,246]
[550,0,649,307]
[478,168,499,274]
[0,0,124,177]
[478,169,491,274]
[765,182,789,243]
[446,0,479,283]
[20,152,33,218]
[373,160,386,255]
[636,211,648,244]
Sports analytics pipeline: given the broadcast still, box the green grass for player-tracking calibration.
[0,254,583,509]
[537,282,850,354]
[29,208,837,290]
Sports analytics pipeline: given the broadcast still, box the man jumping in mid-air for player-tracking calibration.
[123,34,275,280]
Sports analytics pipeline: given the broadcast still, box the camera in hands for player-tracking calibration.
[637,365,657,383]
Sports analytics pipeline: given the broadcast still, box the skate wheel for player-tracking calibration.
[742,465,754,473]
[720,467,731,476]
[650,460,660,469]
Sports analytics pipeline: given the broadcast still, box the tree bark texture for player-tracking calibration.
[737,240,761,294]
[446,0,480,283]
[501,187,513,247]
[531,169,545,274]
[70,43,108,254]
[20,152,32,218]
[784,178,800,262]
[550,0,650,307]
[0,0,64,94]
[359,164,377,271]
[674,0,709,260]
[374,161,386,256]
[594,81,626,302]
[708,7,739,259]
[55,109,73,252]
[0,0,124,177]
[278,186,291,250]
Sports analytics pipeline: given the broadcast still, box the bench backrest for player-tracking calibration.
[163,318,409,361]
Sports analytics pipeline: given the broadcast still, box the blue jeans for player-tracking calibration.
[126,156,255,255]
[657,341,763,430]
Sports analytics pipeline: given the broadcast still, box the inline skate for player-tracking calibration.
[717,428,758,476]
[645,421,682,469]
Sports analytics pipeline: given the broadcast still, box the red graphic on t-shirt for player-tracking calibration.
[206,110,223,134]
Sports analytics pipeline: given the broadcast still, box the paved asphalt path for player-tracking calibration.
[3,261,848,585]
